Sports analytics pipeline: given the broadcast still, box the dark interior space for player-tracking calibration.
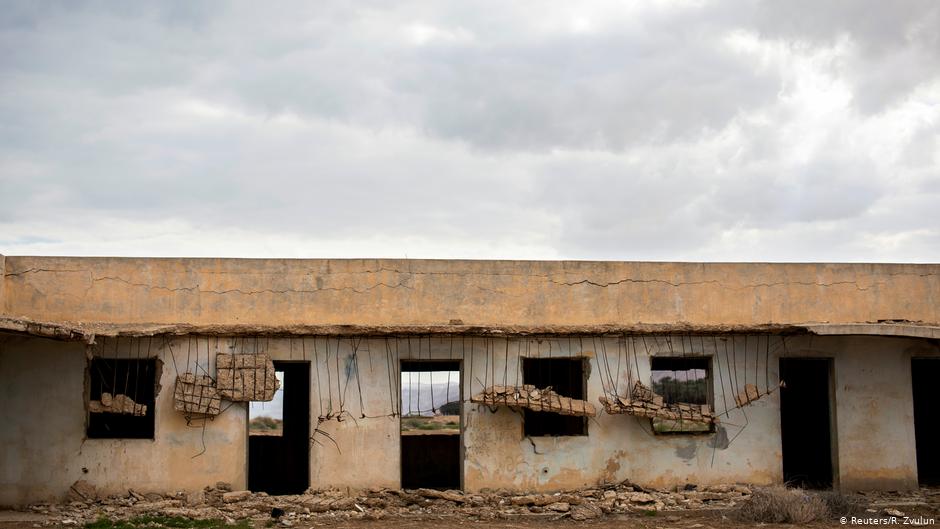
[522,357,586,436]
[912,358,940,485]
[779,357,834,489]
[401,434,461,489]
[400,360,461,490]
[249,361,310,495]
[87,358,156,439]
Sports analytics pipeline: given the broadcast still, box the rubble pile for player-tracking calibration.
[88,393,147,416]
[216,353,280,402]
[599,381,716,424]
[173,373,222,416]
[471,385,596,417]
[24,480,756,526]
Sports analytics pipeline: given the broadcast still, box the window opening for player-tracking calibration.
[522,357,587,436]
[650,357,713,434]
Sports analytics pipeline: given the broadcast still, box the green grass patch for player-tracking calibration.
[85,515,252,529]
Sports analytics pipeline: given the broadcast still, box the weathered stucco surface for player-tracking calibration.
[0,336,245,506]
[6,330,934,505]
[2,257,938,505]
[3,257,938,329]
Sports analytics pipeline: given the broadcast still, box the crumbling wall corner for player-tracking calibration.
[0,253,6,316]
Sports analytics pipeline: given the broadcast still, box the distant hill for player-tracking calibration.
[401,382,461,416]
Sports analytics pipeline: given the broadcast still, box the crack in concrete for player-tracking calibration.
[91,275,414,296]
[549,277,889,292]
[5,266,937,299]
[550,277,724,288]
[3,267,87,277]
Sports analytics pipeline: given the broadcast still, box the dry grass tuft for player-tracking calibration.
[816,489,863,516]
[735,486,832,523]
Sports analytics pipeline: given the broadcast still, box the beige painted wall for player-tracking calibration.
[286,334,940,493]
[3,332,937,506]
[0,336,245,506]
[3,257,938,328]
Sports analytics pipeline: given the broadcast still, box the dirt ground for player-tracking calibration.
[2,507,938,529]
[3,485,937,529]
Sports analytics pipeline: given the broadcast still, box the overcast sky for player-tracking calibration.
[1,1,938,262]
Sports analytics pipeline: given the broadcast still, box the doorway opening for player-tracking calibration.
[779,358,835,489]
[912,358,940,486]
[248,361,309,495]
[400,360,461,490]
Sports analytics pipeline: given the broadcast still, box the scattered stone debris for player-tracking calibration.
[471,384,596,416]
[216,353,279,401]
[88,393,147,416]
[22,483,939,527]
[27,481,757,526]
[66,480,97,503]
[599,381,716,424]
[173,373,222,416]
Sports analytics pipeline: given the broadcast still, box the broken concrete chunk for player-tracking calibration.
[67,480,97,502]
[734,383,762,407]
[600,380,717,425]
[629,492,656,504]
[414,488,466,503]
[222,490,252,503]
[89,393,147,416]
[173,373,222,416]
[471,385,596,417]
[632,381,657,401]
[216,353,280,402]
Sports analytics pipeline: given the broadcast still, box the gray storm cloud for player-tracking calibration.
[1,1,938,261]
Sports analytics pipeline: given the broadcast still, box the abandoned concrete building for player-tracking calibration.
[1,255,939,506]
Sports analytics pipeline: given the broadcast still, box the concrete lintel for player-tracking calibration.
[0,316,93,342]
[805,323,940,340]
[4,315,938,341]
[38,321,810,338]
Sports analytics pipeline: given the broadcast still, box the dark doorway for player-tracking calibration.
[779,358,835,489]
[912,358,940,485]
[400,360,461,490]
[248,361,309,495]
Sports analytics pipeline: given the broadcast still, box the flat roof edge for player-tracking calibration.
[3,317,937,341]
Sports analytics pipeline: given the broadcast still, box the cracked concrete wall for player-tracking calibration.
[3,332,937,505]
[0,254,6,317]
[265,334,938,494]
[822,337,939,490]
[0,336,245,506]
[268,334,787,493]
[456,335,783,492]
[307,334,938,493]
[2,257,939,328]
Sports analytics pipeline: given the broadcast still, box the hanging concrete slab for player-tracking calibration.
[471,384,596,417]
[173,373,222,416]
[216,353,280,402]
